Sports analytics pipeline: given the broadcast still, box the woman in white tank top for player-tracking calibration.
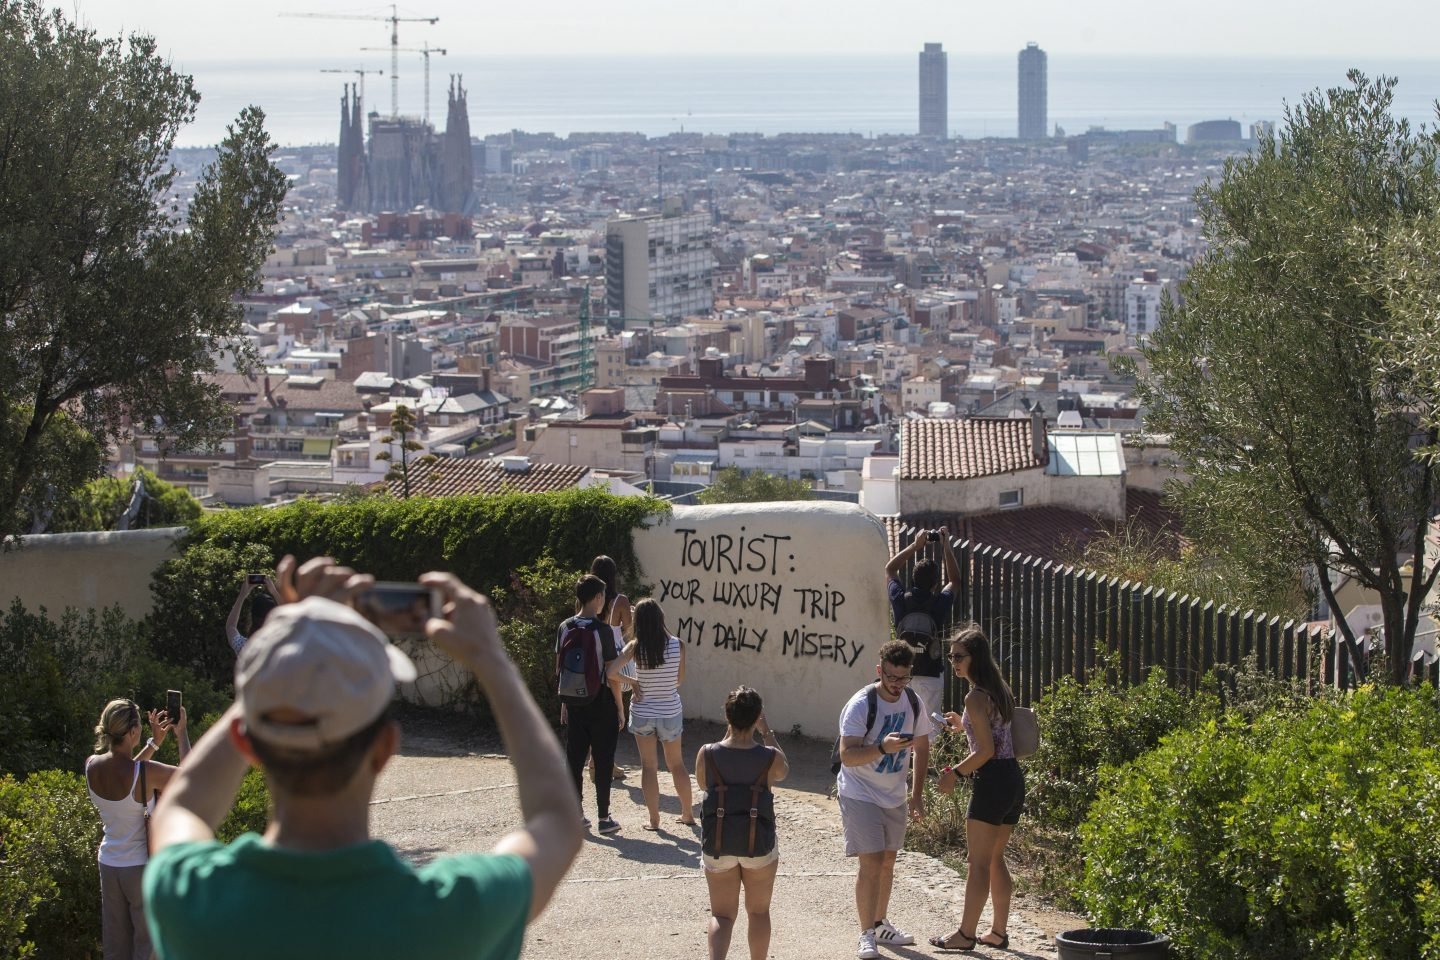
[85,698,189,960]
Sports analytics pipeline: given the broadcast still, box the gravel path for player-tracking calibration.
[371,714,1085,959]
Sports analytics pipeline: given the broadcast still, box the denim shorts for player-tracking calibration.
[629,711,683,742]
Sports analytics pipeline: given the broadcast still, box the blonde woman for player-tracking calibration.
[85,698,189,960]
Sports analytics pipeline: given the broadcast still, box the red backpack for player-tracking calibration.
[556,618,605,705]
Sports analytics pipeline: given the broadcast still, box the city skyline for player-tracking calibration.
[75,0,1440,60]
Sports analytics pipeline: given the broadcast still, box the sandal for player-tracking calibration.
[979,931,1010,949]
[927,929,977,951]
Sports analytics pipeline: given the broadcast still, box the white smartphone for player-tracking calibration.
[930,711,949,730]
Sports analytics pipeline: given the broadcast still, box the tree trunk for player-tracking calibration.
[1381,592,1411,685]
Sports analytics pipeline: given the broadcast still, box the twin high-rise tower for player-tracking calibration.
[916,41,1049,141]
[1017,42,1047,140]
[918,43,947,139]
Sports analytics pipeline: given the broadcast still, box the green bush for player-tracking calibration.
[45,465,202,534]
[0,599,232,777]
[1026,667,1214,833]
[1079,686,1440,960]
[147,540,277,688]
[0,763,269,960]
[182,487,666,596]
[0,771,103,960]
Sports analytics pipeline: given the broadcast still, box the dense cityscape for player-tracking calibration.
[130,39,1267,563]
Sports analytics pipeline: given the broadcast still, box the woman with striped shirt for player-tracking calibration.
[607,598,695,829]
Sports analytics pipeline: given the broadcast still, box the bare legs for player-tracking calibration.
[634,732,694,828]
[635,733,662,828]
[661,735,695,823]
[961,819,1014,942]
[855,849,898,931]
[705,860,778,960]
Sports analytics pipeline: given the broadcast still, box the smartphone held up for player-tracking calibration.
[166,689,182,725]
[353,582,442,638]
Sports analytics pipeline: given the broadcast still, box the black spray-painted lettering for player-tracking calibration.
[676,527,793,578]
[659,578,703,605]
[676,616,706,646]
[781,627,864,668]
[793,585,845,621]
[712,620,767,654]
[712,580,783,614]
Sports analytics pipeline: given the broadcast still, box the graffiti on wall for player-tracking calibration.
[657,526,866,668]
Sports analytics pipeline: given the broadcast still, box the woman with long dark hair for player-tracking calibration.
[85,698,190,960]
[928,624,1024,951]
[607,597,694,828]
[588,555,634,781]
[695,686,789,960]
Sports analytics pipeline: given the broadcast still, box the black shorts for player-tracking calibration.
[967,757,1025,826]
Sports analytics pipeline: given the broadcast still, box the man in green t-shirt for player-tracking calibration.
[143,557,583,960]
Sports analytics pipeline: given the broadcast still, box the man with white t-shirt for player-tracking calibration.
[836,640,932,959]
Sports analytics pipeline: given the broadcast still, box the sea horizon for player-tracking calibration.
[163,52,1440,149]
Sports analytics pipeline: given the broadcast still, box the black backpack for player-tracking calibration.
[829,685,922,775]
[895,591,941,660]
[700,745,779,858]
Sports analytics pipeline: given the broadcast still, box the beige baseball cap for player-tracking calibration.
[236,596,418,750]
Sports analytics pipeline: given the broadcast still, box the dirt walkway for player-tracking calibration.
[371,715,1084,959]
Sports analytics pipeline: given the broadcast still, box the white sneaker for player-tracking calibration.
[857,929,880,959]
[875,919,915,947]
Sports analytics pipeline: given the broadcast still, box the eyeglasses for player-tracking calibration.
[879,669,912,685]
[948,652,970,662]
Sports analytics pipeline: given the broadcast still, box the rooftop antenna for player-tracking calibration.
[361,42,446,123]
[281,4,438,119]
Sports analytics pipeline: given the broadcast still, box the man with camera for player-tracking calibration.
[144,556,583,960]
[884,527,960,719]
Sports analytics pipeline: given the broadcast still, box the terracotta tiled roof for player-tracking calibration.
[386,458,589,497]
[898,418,1043,480]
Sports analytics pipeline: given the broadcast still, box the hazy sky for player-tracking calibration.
[70,0,1440,60]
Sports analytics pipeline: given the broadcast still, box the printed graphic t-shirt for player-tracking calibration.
[834,685,932,808]
[144,834,532,960]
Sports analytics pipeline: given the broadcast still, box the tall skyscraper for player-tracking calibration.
[1018,42,1047,140]
[918,43,947,140]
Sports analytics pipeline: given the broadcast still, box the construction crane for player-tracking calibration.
[318,67,384,106]
[361,42,446,124]
[280,4,438,119]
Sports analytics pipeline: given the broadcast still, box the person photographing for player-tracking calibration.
[143,556,583,960]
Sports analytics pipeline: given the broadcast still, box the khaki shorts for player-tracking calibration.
[838,794,907,856]
[702,846,779,872]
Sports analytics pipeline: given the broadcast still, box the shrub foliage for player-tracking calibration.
[1079,686,1440,960]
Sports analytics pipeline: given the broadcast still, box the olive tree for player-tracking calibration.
[1136,71,1440,684]
[0,1,287,540]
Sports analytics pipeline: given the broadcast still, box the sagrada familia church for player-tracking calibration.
[336,74,475,215]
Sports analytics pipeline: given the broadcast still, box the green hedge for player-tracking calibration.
[0,766,268,959]
[1079,686,1440,960]
[151,489,668,688]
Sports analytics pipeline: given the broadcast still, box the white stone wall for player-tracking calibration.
[632,501,891,739]
[897,469,1126,521]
